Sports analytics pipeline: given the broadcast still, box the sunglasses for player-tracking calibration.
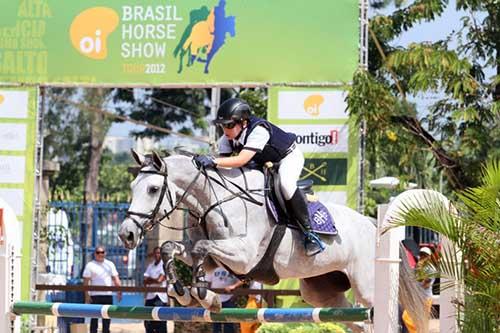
[218,122,237,129]
[95,251,105,254]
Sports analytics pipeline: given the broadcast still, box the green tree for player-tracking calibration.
[389,160,500,332]
[98,150,134,201]
[113,88,210,139]
[45,88,211,199]
[349,0,500,193]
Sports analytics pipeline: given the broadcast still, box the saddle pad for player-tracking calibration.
[265,193,337,236]
[307,201,338,235]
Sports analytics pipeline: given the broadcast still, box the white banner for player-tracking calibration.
[0,124,27,151]
[0,90,29,119]
[0,156,25,183]
[0,189,24,216]
[280,124,349,153]
[278,90,348,120]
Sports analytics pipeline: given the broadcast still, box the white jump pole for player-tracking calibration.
[373,203,405,333]
[0,199,21,333]
[439,236,459,332]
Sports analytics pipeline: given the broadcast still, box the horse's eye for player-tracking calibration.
[148,186,160,194]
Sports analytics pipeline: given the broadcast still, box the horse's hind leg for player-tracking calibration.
[299,277,365,333]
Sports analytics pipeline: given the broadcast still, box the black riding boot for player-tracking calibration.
[288,189,325,256]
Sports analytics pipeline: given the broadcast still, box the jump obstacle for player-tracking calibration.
[11,302,371,323]
[1,191,458,333]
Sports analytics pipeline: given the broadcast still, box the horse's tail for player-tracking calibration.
[398,244,430,333]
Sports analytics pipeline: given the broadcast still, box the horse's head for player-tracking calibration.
[118,149,176,249]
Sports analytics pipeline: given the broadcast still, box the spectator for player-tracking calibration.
[144,246,168,333]
[206,267,239,333]
[416,247,436,297]
[83,246,122,333]
[402,246,436,333]
[226,280,263,333]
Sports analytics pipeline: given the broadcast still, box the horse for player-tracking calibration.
[118,151,428,332]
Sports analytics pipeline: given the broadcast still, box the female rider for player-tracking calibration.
[194,98,325,256]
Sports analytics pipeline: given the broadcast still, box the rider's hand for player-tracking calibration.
[194,155,217,169]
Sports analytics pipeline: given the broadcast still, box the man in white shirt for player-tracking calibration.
[144,246,168,333]
[83,246,122,333]
[206,267,239,333]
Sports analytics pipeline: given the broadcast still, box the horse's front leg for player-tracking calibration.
[189,248,222,312]
[189,237,257,312]
[160,241,196,306]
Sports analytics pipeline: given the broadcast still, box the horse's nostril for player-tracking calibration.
[127,232,134,242]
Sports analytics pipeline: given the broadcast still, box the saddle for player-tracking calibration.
[264,162,337,236]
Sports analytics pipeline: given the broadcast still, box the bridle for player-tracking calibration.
[125,160,264,242]
[125,168,177,241]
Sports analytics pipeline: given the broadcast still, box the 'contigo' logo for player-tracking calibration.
[69,7,119,60]
[303,94,325,116]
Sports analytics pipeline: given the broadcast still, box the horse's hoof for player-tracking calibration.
[190,286,207,300]
[168,285,192,306]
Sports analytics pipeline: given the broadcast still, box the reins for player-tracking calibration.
[126,158,264,240]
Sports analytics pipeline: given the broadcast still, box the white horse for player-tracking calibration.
[118,151,428,332]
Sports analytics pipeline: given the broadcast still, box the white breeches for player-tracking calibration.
[278,146,304,200]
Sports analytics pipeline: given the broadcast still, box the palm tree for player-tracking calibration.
[387,160,500,332]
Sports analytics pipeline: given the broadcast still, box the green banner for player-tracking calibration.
[0,0,359,86]
[0,87,38,300]
[268,87,359,208]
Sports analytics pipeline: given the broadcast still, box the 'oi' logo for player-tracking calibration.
[303,94,325,117]
[69,7,119,60]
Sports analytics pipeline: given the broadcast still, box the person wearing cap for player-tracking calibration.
[416,247,436,297]
[402,246,436,332]
[193,98,325,256]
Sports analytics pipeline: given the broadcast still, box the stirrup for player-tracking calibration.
[304,232,325,256]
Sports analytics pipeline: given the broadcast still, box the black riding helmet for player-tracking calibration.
[213,98,251,125]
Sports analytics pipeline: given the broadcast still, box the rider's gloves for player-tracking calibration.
[194,155,217,169]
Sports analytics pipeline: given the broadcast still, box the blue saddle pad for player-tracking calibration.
[307,201,338,235]
[265,194,337,236]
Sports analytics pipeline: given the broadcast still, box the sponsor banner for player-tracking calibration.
[0,156,26,183]
[278,91,348,120]
[0,87,37,300]
[268,87,359,209]
[0,189,24,216]
[0,124,27,150]
[0,91,29,118]
[301,158,347,186]
[280,125,349,154]
[0,1,359,85]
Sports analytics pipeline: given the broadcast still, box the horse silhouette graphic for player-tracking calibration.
[174,0,235,74]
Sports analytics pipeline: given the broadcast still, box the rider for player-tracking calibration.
[194,97,325,256]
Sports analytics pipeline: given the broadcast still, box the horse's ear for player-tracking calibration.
[131,149,145,166]
[152,151,166,172]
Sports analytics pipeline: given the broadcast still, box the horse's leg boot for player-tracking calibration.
[288,189,326,256]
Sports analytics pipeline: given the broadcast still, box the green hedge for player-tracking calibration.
[258,323,347,333]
